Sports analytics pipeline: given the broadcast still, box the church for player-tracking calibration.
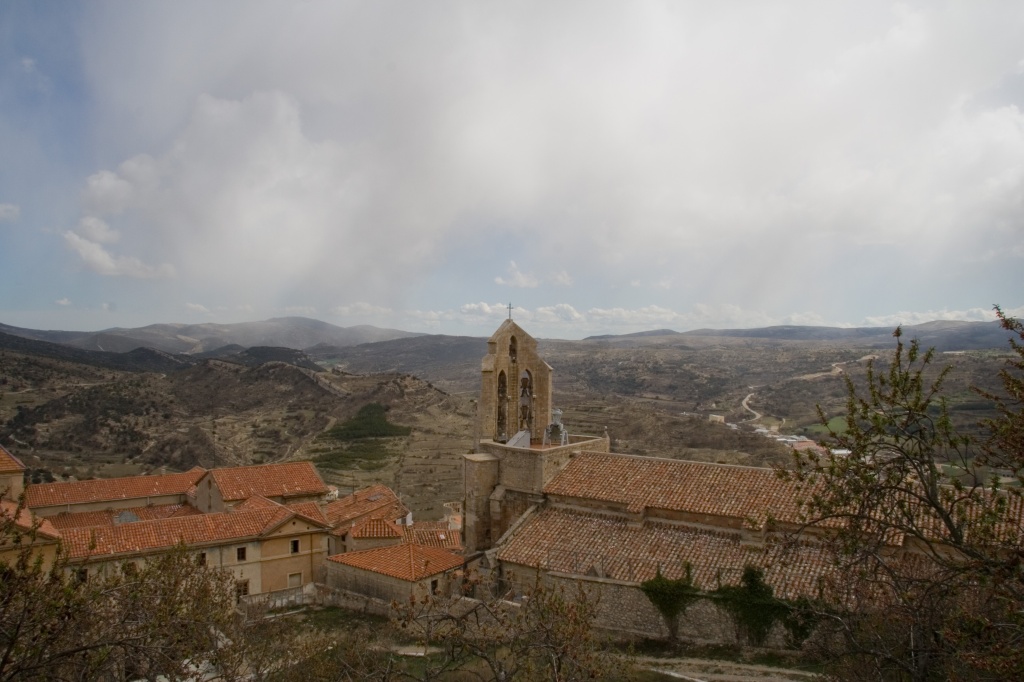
[464,318,837,642]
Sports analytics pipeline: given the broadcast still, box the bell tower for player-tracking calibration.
[478,318,552,445]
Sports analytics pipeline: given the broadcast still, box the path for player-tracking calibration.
[636,655,820,682]
[740,393,761,422]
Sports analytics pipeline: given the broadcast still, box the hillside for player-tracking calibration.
[0,353,474,518]
[0,317,422,355]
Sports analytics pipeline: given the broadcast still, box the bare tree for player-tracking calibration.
[782,317,1024,680]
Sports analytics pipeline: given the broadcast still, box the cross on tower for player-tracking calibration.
[507,302,514,320]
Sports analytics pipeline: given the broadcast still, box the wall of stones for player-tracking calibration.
[502,564,792,648]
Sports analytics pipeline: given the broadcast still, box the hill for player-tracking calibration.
[0,317,422,355]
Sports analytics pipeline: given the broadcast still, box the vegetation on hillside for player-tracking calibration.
[320,402,411,441]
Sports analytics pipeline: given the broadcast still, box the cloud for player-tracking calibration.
[185,302,211,314]
[535,304,583,323]
[460,302,512,319]
[63,231,175,278]
[0,204,19,223]
[5,4,1022,330]
[55,298,71,306]
[282,306,317,316]
[862,307,1011,327]
[77,217,119,243]
[332,302,393,317]
[495,261,539,288]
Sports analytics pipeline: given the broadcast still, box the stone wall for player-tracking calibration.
[502,564,793,649]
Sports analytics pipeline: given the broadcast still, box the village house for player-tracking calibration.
[2,450,333,599]
[325,542,464,602]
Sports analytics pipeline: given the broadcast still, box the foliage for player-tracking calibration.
[393,573,627,681]
[782,317,1024,680]
[711,566,790,647]
[323,403,411,441]
[640,564,701,641]
[0,503,240,682]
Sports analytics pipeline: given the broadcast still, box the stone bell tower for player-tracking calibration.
[478,319,552,445]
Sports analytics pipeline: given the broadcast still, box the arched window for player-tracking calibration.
[496,371,508,440]
[508,336,518,363]
[518,369,533,432]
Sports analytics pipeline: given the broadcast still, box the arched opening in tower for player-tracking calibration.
[519,369,533,434]
[496,370,508,442]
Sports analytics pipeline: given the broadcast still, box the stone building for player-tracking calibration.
[325,542,464,602]
[462,321,839,643]
[465,321,610,555]
[5,455,333,599]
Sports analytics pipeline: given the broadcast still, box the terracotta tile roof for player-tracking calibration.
[325,484,407,527]
[351,517,404,539]
[233,495,328,526]
[328,543,463,581]
[286,501,328,526]
[233,495,282,511]
[59,506,309,560]
[545,452,806,527]
[208,462,328,502]
[48,503,202,531]
[25,467,207,509]
[1,499,61,540]
[0,445,25,473]
[406,522,463,551]
[497,507,835,601]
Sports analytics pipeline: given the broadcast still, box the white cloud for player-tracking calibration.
[77,216,119,243]
[460,302,512,318]
[4,3,1021,331]
[185,302,211,314]
[495,261,539,288]
[535,304,583,323]
[63,231,175,278]
[862,307,1009,327]
[0,204,19,223]
[83,170,136,215]
[332,302,393,317]
[55,298,71,306]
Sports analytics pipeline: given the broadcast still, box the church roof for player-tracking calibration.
[544,452,806,527]
[497,507,834,600]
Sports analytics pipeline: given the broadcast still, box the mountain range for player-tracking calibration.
[0,317,421,355]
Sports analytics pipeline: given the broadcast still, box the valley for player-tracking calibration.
[1,318,1016,522]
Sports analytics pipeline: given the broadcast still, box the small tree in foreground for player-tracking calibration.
[1,502,240,682]
[781,310,1024,681]
[393,573,627,681]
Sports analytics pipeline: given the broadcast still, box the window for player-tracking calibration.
[196,552,206,567]
[236,546,246,562]
[288,572,302,588]
[290,539,300,554]
[75,568,89,582]
[430,579,439,595]
[234,580,249,602]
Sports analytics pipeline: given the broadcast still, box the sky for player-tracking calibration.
[0,1,1022,339]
